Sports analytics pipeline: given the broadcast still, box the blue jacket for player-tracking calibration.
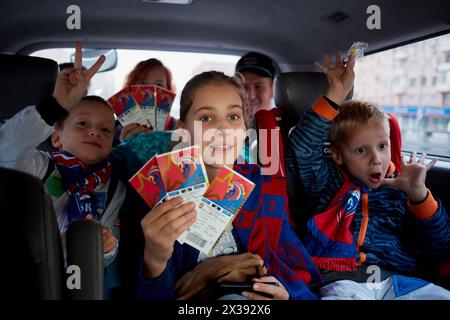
[287,97,450,273]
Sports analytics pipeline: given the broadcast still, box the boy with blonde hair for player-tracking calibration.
[288,52,449,299]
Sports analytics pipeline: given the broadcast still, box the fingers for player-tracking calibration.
[120,123,151,141]
[154,202,196,234]
[408,151,416,164]
[380,177,395,188]
[323,53,332,66]
[346,53,356,70]
[314,61,327,73]
[336,50,344,67]
[251,276,289,300]
[143,197,184,224]
[315,54,334,74]
[154,201,195,231]
[407,152,437,169]
[143,197,196,234]
[120,123,140,141]
[85,55,106,81]
[75,41,82,69]
[168,213,196,239]
[426,158,438,170]
[419,152,427,164]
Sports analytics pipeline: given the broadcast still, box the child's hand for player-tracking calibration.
[141,197,196,278]
[315,51,355,105]
[102,227,117,254]
[382,152,437,202]
[53,41,105,111]
[241,276,289,300]
[119,123,153,142]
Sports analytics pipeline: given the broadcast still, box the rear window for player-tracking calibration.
[31,48,240,119]
[353,33,450,160]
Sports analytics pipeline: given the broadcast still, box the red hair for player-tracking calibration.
[124,58,175,91]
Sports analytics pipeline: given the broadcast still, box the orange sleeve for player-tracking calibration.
[311,96,339,121]
[407,189,438,220]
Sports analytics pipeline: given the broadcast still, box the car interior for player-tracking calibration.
[1,0,449,300]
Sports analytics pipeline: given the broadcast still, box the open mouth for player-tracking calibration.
[368,172,382,184]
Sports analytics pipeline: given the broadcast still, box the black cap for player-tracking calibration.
[235,52,277,78]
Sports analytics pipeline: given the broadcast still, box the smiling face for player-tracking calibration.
[179,82,247,173]
[241,71,273,115]
[51,100,115,165]
[331,118,391,189]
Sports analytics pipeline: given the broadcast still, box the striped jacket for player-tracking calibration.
[287,97,449,273]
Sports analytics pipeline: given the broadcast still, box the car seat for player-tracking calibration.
[0,54,104,299]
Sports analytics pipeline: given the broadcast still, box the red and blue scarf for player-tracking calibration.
[50,151,112,222]
[232,164,321,299]
[304,164,396,272]
[303,176,362,272]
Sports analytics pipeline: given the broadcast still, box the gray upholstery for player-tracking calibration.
[0,54,58,122]
[274,72,353,119]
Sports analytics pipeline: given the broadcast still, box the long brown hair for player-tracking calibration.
[179,71,251,128]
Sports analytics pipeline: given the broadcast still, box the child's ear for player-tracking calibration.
[330,147,344,165]
[50,131,62,149]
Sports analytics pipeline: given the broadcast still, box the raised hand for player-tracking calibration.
[382,152,437,202]
[315,50,355,105]
[242,276,289,300]
[53,41,105,111]
[141,197,196,278]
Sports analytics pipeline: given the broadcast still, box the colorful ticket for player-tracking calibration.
[178,166,255,254]
[107,87,149,127]
[108,85,176,130]
[129,147,255,255]
[128,156,166,209]
[156,146,208,204]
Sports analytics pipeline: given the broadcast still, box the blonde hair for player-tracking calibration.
[329,100,390,148]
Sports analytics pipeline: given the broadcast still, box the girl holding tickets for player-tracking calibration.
[111,71,320,300]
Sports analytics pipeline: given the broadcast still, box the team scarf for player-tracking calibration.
[232,164,321,300]
[304,163,396,272]
[50,150,112,222]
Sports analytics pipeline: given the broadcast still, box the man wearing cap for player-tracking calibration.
[235,52,278,115]
[236,52,297,228]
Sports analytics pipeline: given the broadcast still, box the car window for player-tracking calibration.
[353,33,450,161]
[31,48,240,119]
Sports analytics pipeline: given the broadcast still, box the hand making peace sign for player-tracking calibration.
[52,41,105,111]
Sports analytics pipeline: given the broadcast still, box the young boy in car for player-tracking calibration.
[0,43,124,273]
[288,51,450,299]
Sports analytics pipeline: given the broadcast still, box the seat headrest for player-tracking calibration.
[274,72,353,119]
[0,54,58,121]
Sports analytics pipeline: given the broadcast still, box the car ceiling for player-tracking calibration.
[2,0,449,71]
